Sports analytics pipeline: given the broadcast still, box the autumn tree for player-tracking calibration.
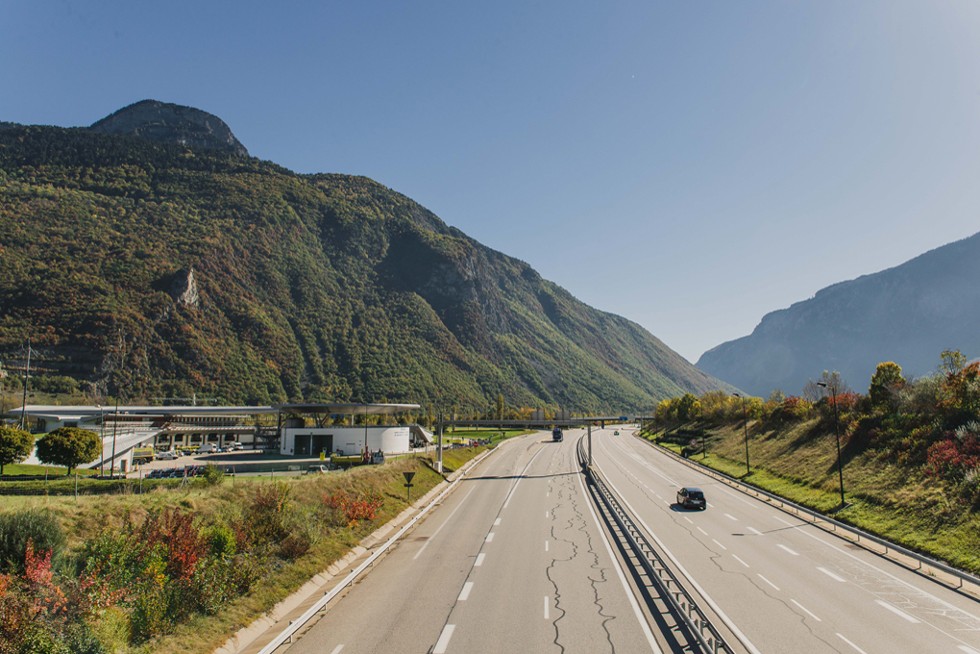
[35,427,101,475]
[0,425,35,475]
[869,362,906,412]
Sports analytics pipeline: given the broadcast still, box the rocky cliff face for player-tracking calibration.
[89,100,248,157]
[697,232,980,396]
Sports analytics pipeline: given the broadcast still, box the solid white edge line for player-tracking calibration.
[875,599,921,623]
[413,485,478,560]
[837,632,869,654]
[458,582,473,601]
[791,598,822,622]
[576,470,664,653]
[433,624,455,654]
[817,566,847,583]
[593,459,763,654]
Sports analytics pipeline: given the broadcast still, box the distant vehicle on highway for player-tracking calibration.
[552,427,563,442]
[676,487,706,510]
[614,430,620,436]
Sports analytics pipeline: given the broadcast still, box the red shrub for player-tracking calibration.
[925,436,980,482]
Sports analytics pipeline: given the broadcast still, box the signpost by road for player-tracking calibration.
[403,470,415,501]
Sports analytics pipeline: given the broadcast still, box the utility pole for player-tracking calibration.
[20,340,32,430]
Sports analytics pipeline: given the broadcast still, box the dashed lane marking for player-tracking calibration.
[433,625,455,654]
[791,598,822,622]
[875,599,921,624]
[777,544,799,556]
[458,582,473,601]
[817,566,846,583]
[837,633,869,654]
[475,553,485,567]
[758,574,780,591]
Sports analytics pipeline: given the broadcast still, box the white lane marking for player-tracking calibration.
[683,516,694,524]
[413,486,477,560]
[697,526,708,536]
[458,582,473,601]
[494,518,501,526]
[503,445,547,509]
[576,471,664,653]
[958,646,980,654]
[433,624,455,654]
[758,574,780,591]
[837,633,869,654]
[777,544,799,556]
[475,552,485,567]
[793,521,980,623]
[330,646,344,654]
[747,526,763,536]
[714,485,761,509]
[732,554,749,568]
[545,540,549,552]
[875,599,921,623]
[545,510,549,518]
[485,532,495,543]
[712,538,728,551]
[544,595,550,620]
[817,566,847,583]
[724,513,738,521]
[791,598,822,622]
[593,462,761,654]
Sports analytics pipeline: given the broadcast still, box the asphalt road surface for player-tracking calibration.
[287,431,662,654]
[285,427,980,654]
[591,426,980,654]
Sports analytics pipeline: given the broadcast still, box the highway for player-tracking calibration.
[591,426,980,654]
[282,428,980,654]
[285,431,663,654]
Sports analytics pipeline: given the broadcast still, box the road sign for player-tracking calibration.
[403,471,416,501]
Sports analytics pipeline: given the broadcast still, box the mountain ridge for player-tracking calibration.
[0,101,730,409]
[697,231,980,396]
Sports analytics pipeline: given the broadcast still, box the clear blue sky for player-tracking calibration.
[4,1,980,362]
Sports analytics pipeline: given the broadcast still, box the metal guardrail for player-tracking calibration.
[256,447,498,654]
[577,438,734,654]
[642,435,980,594]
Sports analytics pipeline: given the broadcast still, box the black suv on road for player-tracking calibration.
[676,487,706,510]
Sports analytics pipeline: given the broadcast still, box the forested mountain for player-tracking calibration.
[697,232,980,396]
[0,101,727,410]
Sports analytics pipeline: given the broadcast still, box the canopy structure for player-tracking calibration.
[276,403,420,415]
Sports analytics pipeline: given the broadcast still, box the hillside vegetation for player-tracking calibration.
[648,352,980,573]
[0,106,725,411]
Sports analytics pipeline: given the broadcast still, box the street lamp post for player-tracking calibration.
[817,381,846,510]
[733,393,750,475]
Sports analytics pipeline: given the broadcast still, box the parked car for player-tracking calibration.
[307,465,330,474]
[156,450,178,461]
[676,487,706,510]
[232,442,244,450]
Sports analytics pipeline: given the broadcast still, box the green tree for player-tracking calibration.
[0,425,35,475]
[35,427,101,475]
[940,349,967,377]
[869,362,906,412]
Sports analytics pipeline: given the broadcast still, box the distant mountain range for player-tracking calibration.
[697,232,980,396]
[0,100,729,410]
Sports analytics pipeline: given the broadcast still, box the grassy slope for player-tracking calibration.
[645,420,980,574]
[0,433,530,653]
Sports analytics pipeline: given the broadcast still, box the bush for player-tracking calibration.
[201,463,224,486]
[0,509,65,573]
